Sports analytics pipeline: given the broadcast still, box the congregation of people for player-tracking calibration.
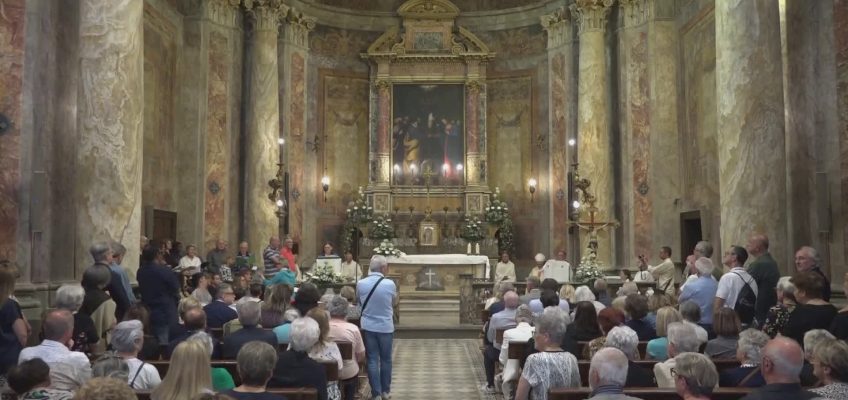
[0,238,397,400]
[481,235,848,400]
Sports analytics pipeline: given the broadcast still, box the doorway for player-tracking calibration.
[680,211,702,260]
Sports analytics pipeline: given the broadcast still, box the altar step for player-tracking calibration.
[398,298,461,327]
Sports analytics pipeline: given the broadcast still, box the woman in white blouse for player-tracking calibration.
[111,319,161,390]
[306,308,343,400]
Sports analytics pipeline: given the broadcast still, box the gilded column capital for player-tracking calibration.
[243,0,287,31]
[465,79,483,93]
[541,6,573,49]
[375,80,392,93]
[620,0,655,28]
[570,0,614,34]
[282,10,316,48]
[206,0,241,27]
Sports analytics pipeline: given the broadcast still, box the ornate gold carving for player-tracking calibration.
[243,0,287,31]
[374,80,392,92]
[570,0,614,34]
[465,80,483,93]
[541,7,573,49]
[397,0,460,20]
[283,9,316,48]
[620,0,654,27]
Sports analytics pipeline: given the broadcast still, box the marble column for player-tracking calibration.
[618,0,681,261]
[244,0,286,269]
[836,0,848,273]
[716,0,788,266]
[542,7,576,254]
[75,0,144,276]
[465,80,483,185]
[279,10,315,259]
[0,0,25,264]
[571,0,615,266]
[374,79,391,185]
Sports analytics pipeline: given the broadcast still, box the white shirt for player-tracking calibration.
[178,255,202,274]
[541,260,571,283]
[499,322,534,382]
[654,358,676,388]
[494,261,516,282]
[19,340,92,391]
[648,258,676,294]
[715,266,758,308]
[685,321,709,344]
[340,261,361,281]
[633,269,654,283]
[126,357,162,390]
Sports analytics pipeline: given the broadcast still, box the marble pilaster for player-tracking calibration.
[75,0,144,276]
[618,0,681,261]
[542,7,575,253]
[465,80,484,185]
[0,0,25,263]
[716,0,788,267]
[374,79,391,185]
[571,0,615,266]
[245,0,286,268]
[836,0,848,273]
[278,9,315,259]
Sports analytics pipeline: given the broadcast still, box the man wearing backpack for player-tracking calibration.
[715,245,759,327]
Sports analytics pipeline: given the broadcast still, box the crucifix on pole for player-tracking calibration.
[422,164,436,221]
[567,162,619,256]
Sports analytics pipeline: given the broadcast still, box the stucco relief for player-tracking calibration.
[486,75,532,202]
[476,26,546,58]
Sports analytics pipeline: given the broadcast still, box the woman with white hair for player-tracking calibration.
[515,307,579,400]
[111,319,161,389]
[572,286,606,317]
[718,328,768,387]
[328,296,365,400]
[56,284,99,354]
[269,317,329,400]
[672,353,719,400]
[810,337,848,399]
[762,276,797,337]
[604,326,655,387]
[802,329,836,387]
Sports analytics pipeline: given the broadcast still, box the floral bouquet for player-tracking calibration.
[368,215,395,240]
[345,187,373,225]
[574,251,605,284]
[373,239,404,257]
[305,262,344,286]
[484,187,509,225]
[460,217,486,242]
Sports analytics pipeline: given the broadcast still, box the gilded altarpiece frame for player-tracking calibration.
[361,0,495,216]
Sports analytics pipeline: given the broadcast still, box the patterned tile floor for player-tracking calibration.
[374,338,499,400]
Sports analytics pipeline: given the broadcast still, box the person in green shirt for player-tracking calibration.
[746,234,780,325]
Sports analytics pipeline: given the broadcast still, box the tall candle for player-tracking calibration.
[475,243,480,254]
[467,243,472,254]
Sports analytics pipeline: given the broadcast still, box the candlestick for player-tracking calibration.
[475,243,480,254]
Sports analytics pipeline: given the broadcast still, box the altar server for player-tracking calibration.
[541,250,572,284]
[494,252,516,282]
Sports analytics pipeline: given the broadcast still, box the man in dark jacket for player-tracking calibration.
[165,307,221,359]
[222,301,277,359]
[745,234,780,325]
[269,317,328,400]
[740,337,819,400]
[89,242,131,320]
[137,243,180,343]
[203,283,238,329]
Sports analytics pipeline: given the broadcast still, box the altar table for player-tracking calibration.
[386,254,490,293]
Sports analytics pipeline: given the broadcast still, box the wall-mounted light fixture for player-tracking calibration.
[321,175,330,202]
[528,178,537,202]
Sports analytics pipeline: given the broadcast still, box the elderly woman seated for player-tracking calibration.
[55,284,99,354]
[269,317,329,400]
[499,305,535,398]
[654,322,702,388]
[223,341,281,400]
[802,329,836,386]
[672,353,719,400]
[809,337,848,399]
[704,308,741,359]
[111,319,162,389]
[603,326,655,387]
[623,294,656,341]
[572,286,606,317]
[762,276,797,337]
[515,307,580,400]
[719,328,769,387]
[586,348,638,400]
[583,308,626,360]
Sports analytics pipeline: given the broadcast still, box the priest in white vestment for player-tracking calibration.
[540,250,572,283]
[339,250,362,282]
[494,252,516,282]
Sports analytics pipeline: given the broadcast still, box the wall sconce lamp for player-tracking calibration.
[568,138,576,147]
[528,178,537,202]
[321,175,330,202]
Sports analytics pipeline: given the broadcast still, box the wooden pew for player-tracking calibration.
[495,328,507,345]
[149,360,240,385]
[575,360,741,387]
[576,341,648,360]
[208,328,225,340]
[481,308,491,324]
[322,360,340,382]
[336,341,353,360]
[548,387,752,400]
[508,341,528,360]
[136,387,318,400]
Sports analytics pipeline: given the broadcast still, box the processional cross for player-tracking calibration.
[422,165,436,221]
[566,163,619,255]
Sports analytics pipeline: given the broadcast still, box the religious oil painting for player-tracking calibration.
[418,221,440,247]
[392,84,465,186]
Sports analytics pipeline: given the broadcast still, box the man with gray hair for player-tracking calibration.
[223,301,277,359]
[356,255,398,400]
[795,246,830,301]
[203,283,238,329]
[740,337,819,400]
[587,348,642,400]
[520,276,541,305]
[678,257,717,330]
[498,304,534,398]
[604,326,655,387]
[91,241,131,320]
[111,320,161,389]
[19,309,92,391]
[655,321,701,387]
[482,290,519,393]
[328,296,366,400]
[109,241,136,304]
[638,246,674,294]
[270,317,328,400]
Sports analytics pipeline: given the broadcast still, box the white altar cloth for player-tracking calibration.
[387,254,491,278]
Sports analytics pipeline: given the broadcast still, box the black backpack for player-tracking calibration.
[732,272,757,324]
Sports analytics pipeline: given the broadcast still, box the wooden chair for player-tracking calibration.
[348,317,361,328]
[508,341,528,360]
[548,387,752,400]
[495,328,507,345]
[336,341,354,360]
[135,387,318,400]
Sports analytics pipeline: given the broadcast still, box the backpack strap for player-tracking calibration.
[129,361,146,388]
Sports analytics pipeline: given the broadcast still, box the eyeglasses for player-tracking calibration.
[670,367,678,378]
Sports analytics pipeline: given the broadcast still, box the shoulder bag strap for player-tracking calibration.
[360,276,386,315]
[738,366,761,386]
[129,361,146,388]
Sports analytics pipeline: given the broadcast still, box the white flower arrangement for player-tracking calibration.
[345,186,373,225]
[373,239,404,257]
[368,215,395,240]
[460,217,486,242]
[305,262,344,286]
[575,251,605,284]
[484,187,509,224]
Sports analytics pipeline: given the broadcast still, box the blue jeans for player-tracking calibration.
[363,330,393,396]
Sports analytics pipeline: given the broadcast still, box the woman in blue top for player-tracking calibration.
[646,306,682,361]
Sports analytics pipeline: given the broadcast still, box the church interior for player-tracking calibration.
[1,0,848,399]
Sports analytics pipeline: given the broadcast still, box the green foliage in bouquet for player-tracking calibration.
[484,187,509,225]
[460,217,486,242]
[368,215,395,241]
[373,239,403,257]
[307,262,345,286]
[346,187,373,225]
[575,251,605,284]
[497,217,516,255]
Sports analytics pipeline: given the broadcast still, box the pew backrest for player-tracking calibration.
[336,341,353,360]
[548,387,752,400]
[135,387,318,400]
